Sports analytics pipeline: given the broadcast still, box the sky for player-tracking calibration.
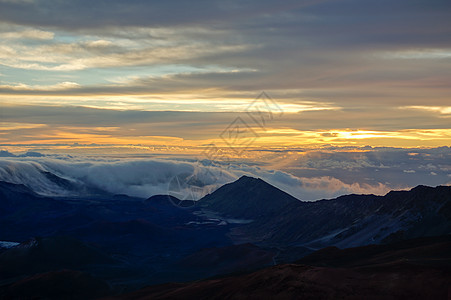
[0,0,450,199]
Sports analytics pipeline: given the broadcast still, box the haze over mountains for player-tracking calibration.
[0,172,450,298]
[1,147,450,201]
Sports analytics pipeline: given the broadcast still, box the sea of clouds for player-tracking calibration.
[0,147,450,201]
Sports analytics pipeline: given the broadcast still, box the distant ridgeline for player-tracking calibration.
[0,176,450,298]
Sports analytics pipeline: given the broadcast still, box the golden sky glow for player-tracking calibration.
[1,118,450,149]
[1,0,450,150]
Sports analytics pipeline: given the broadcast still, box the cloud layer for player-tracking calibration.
[1,1,450,159]
[0,146,449,201]
[1,0,450,109]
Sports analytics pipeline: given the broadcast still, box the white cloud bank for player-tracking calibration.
[0,154,394,201]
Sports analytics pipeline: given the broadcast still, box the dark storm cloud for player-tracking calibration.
[1,0,450,148]
[1,0,450,95]
[0,0,449,45]
[1,0,449,53]
[0,0,313,29]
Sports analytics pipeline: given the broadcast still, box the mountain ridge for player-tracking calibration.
[198,175,301,219]
[231,182,451,248]
[111,235,451,300]
[0,177,450,299]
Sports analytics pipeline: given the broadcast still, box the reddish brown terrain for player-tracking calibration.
[109,236,451,300]
[0,180,449,299]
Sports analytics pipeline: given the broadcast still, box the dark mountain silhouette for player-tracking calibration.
[145,194,196,209]
[230,184,451,248]
[296,234,451,268]
[198,175,299,219]
[177,243,275,278]
[0,236,115,279]
[111,235,451,300]
[145,194,182,206]
[0,270,111,300]
[0,182,74,241]
[0,181,66,217]
[0,177,450,299]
